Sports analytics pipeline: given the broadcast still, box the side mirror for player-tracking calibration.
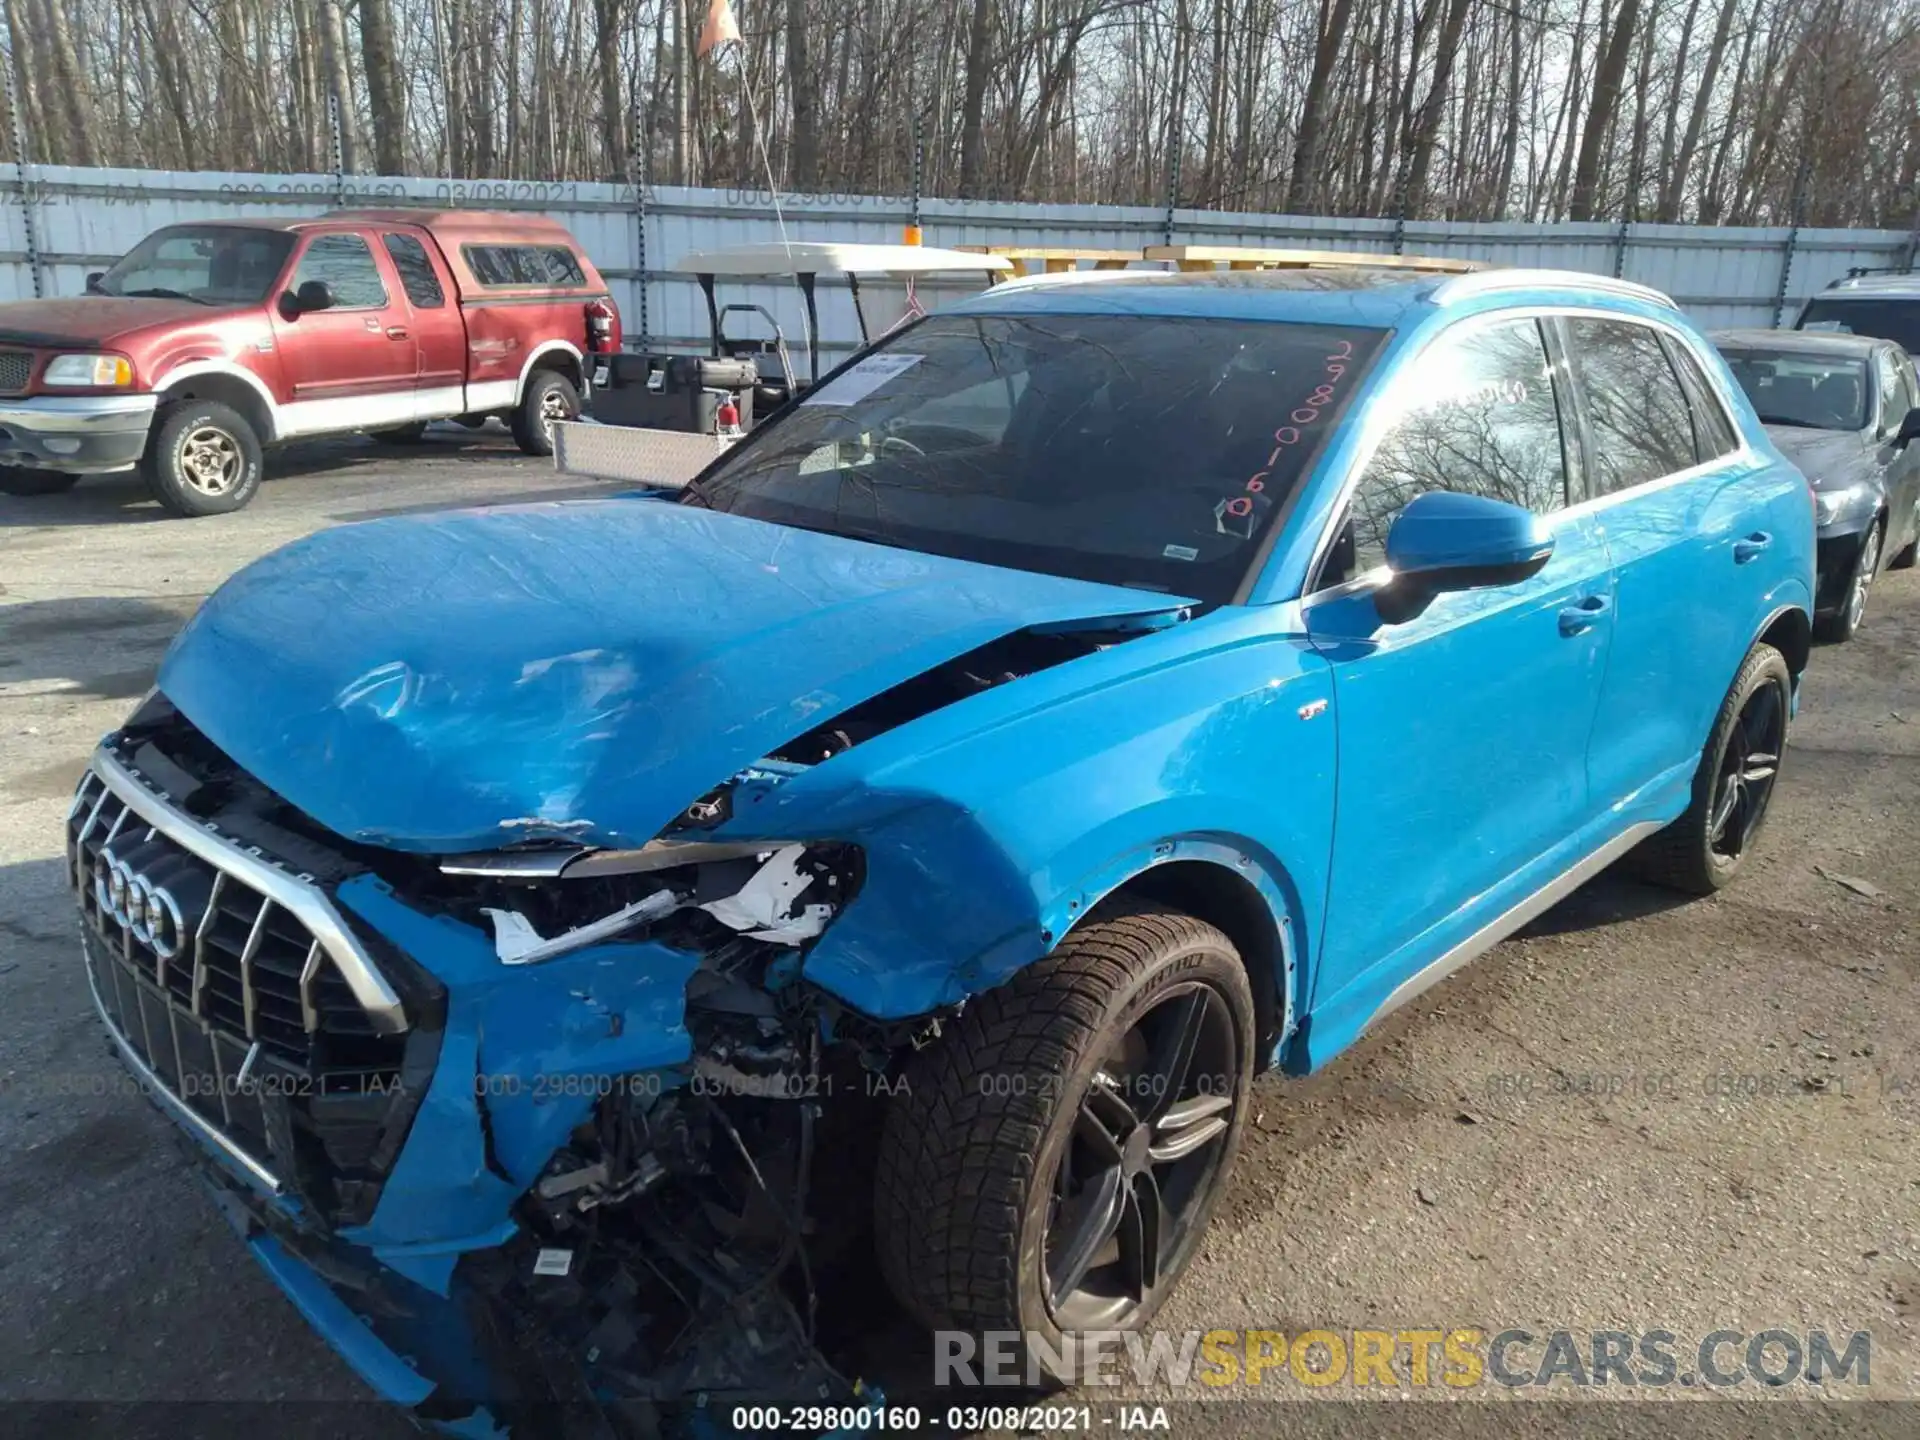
[1384,490,1555,594]
[281,279,336,318]
[85,271,105,293]
[1895,406,1920,449]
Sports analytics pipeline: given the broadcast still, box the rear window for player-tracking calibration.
[462,243,587,288]
[1719,348,1869,431]
[686,313,1386,605]
[1799,296,1920,355]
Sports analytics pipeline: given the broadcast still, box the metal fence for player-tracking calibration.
[5,162,1915,363]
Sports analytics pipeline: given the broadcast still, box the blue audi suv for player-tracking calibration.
[66,264,1814,1432]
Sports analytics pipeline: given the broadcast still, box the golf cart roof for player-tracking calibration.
[675,241,1015,277]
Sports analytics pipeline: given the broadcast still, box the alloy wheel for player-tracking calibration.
[1707,676,1786,863]
[177,425,241,496]
[1043,982,1239,1328]
[538,387,572,444]
[1846,522,1882,633]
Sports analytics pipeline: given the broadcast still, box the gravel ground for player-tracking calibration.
[1,434,1915,1439]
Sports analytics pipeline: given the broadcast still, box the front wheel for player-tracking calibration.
[1626,642,1791,895]
[0,468,81,496]
[144,401,262,516]
[511,371,579,456]
[1816,518,1882,643]
[875,905,1254,1383]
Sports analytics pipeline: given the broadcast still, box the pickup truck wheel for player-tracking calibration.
[0,468,80,496]
[1626,642,1791,896]
[512,371,579,456]
[874,904,1253,1383]
[145,401,262,517]
[369,422,429,444]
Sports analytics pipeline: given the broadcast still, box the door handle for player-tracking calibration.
[386,326,410,340]
[1733,532,1772,564]
[1558,594,1612,636]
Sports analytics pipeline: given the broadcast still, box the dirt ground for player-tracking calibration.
[1,434,1915,1438]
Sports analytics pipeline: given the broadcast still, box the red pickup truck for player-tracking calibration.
[0,210,621,514]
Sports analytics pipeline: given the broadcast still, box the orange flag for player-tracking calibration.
[697,0,741,57]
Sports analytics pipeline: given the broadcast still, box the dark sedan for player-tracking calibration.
[1713,328,1920,640]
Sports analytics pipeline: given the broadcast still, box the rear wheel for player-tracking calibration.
[1626,642,1791,895]
[144,401,262,517]
[0,468,80,496]
[369,421,429,444]
[875,905,1253,1383]
[511,371,579,456]
[1816,518,1881,643]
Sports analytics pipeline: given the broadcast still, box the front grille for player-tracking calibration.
[0,348,32,394]
[69,765,413,1199]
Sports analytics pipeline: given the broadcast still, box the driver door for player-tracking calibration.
[271,230,419,437]
[1303,315,1617,1034]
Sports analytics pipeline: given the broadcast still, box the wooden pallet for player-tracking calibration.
[957,245,1144,281]
[1142,244,1484,274]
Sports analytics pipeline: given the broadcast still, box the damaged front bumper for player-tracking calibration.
[69,721,899,1437]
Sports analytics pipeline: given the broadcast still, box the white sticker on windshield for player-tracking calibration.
[802,353,924,406]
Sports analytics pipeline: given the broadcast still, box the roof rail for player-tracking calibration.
[1142,244,1482,275]
[1429,268,1676,309]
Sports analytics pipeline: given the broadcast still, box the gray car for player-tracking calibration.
[1712,328,1920,640]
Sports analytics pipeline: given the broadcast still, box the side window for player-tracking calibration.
[1566,318,1697,494]
[1660,334,1740,462]
[1873,351,1907,434]
[1896,353,1920,422]
[292,234,388,309]
[1330,317,1569,581]
[382,233,445,308]
[464,244,588,288]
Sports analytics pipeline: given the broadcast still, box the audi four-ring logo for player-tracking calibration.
[95,843,191,960]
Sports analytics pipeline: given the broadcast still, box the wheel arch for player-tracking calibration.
[517,341,583,400]
[1054,840,1304,1074]
[157,363,279,444]
[1757,602,1811,678]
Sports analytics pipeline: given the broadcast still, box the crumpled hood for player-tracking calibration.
[0,295,217,348]
[1764,425,1873,488]
[158,498,1184,854]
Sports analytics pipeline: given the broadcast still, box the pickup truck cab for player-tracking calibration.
[0,210,620,514]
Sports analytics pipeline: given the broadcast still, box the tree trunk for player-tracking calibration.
[1569,0,1640,221]
[595,0,628,178]
[38,0,98,165]
[1399,0,1474,218]
[1659,0,1737,221]
[957,0,995,199]
[787,0,821,187]
[318,0,360,173]
[1287,0,1357,214]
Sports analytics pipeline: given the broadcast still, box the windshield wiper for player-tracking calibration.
[119,287,215,305]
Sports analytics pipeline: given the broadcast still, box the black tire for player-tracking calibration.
[874,904,1254,1384]
[144,401,262,517]
[1814,518,1882,643]
[511,371,580,456]
[369,421,429,444]
[0,468,80,496]
[1626,642,1792,895]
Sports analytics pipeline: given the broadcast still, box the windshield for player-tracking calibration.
[1721,348,1869,431]
[96,226,294,305]
[685,313,1385,604]
[1798,296,1920,356]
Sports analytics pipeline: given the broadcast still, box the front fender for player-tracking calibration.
[784,607,1339,1023]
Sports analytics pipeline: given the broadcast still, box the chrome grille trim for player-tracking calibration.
[239,899,273,1040]
[298,941,324,1032]
[88,746,404,1032]
[83,946,284,1194]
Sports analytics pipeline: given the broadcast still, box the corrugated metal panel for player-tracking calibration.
[4,165,1913,351]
